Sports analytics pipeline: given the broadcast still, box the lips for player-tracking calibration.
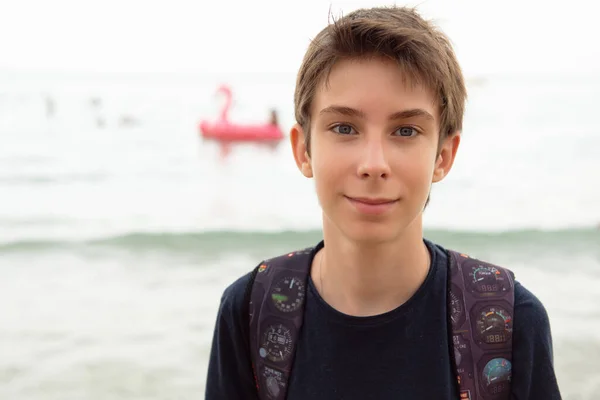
[346,196,398,205]
[345,196,399,215]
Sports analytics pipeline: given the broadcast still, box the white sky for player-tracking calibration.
[0,0,599,77]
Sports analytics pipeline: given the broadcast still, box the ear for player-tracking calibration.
[432,132,461,183]
[290,123,313,178]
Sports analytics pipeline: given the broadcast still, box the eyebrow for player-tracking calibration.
[319,105,434,121]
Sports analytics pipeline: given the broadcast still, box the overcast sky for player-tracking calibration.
[0,0,598,77]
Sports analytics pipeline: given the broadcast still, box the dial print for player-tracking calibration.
[271,276,305,313]
[475,306,513,345]
[261,324,294,363]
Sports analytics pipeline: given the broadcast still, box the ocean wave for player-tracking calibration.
[1,227,598,255]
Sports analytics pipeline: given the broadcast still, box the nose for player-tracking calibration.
[356,135,391,179]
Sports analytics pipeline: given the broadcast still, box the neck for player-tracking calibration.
[314,216,431,317]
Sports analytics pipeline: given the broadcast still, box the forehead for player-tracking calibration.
[311,57,439,119]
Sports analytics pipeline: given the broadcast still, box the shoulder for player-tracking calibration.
[510,281,561,397]
[218,268,257,320]
[222,269,255,300]
[514,281,548,316]
[513,280,553,341]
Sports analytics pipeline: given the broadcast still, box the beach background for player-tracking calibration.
[1,0,599,399]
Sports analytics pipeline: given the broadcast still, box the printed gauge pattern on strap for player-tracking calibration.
[448,250,515,400]
[249,248,314,400]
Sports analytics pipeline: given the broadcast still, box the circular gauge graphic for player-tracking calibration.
[468,265,504,293]
[261,323,294,363]
[482,358,511,396]
[475,306,513,345]
[271,276,305,313]
[266,376,281,397]
[261,366,285,398]
[449,286,465,328]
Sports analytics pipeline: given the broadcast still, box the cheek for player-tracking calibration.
[396,150,437,185]
[313,158,341,191]
[310,139,345,181]
[311,154,349,204]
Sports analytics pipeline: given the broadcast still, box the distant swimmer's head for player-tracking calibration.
[269,108,279,126]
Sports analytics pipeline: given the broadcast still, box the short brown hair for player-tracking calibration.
[294,6,467,155]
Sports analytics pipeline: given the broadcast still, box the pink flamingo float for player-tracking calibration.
[198,85,284,157]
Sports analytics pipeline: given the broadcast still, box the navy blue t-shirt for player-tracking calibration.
[205,240,562,399]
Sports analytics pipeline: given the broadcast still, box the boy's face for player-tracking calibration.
[291,57,460,244]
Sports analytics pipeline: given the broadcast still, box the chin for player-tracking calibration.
[339,221,405,245]
[323,203,423,244]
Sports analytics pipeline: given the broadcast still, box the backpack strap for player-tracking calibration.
[248,247,313,399]
[247,246,516,400]
[447,250,515,400]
